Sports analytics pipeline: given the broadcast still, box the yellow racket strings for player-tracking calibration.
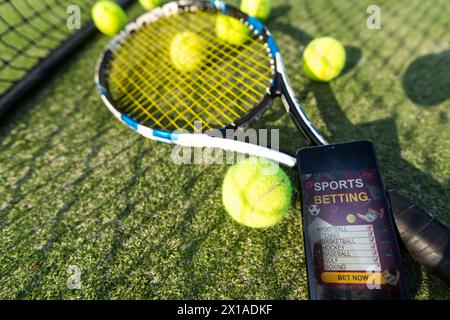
[111,13,268,129]
[108,11,273,131]
[119,12,272,120]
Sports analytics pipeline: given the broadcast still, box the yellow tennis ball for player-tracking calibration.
[303,37,346,82]
[222,157,292,228]
[138,0,161,10]
[170,31,206,72]
[215,15,249,46]
[92,1,127,36]
[346,214,356,223]
[240,0,271,21]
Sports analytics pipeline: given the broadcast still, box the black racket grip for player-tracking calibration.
[388,190,450,285]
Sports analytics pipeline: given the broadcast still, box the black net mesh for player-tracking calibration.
[0,0,98,95]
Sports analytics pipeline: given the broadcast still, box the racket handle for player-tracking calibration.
[388,190,450,284]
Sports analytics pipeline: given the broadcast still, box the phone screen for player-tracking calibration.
[297,141,409,300]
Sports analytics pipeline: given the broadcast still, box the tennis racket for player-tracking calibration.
[95,0,449,284]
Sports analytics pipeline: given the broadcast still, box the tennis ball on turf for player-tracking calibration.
[240,0,271,21]
[170,31,206,72]
[303,37,346,82]
[138,0,161,10]
[222,157,292,228]
[92,1,127,36]
[215,15,249,46]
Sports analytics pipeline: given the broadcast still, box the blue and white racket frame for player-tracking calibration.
[95,0,328,168]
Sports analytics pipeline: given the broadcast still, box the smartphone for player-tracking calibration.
[297,140,409,300]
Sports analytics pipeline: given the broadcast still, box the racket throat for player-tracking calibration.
[279,82,328,146]
[275,54,328,146]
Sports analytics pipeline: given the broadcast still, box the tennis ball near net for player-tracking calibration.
[138,0,161,11]
[215,15,249,46]
[222,157,292,228]
[303,37,346,82]
[170,31,206,72]
[92,1,127,36]
[240,0,271,21]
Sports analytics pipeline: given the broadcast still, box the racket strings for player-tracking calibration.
[127,14,271,127]
[107,11,272,131]
[116,32,245,124]
[174,12,272,77]
[112,30,234,128]
[153,14,271,93]
[113,45,234,127]
[115,16,265,124]
[111,45,215,127]
[110,60,189,128]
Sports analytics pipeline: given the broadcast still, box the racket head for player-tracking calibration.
[95,0,283,142]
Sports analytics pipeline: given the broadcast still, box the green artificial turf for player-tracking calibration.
[0,0,449,299]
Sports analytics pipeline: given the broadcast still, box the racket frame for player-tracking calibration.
[95,0,327,166]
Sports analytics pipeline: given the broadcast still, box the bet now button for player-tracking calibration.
[321,272,387,284]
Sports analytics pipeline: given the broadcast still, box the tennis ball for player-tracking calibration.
[170,31,206,72]
[346,214,356,223]
[92,1,127,36]
[215,15,249,46]
[138,0,161,10]
[240,0,271,21]
[303,37,346,82]
[222,157,292,228]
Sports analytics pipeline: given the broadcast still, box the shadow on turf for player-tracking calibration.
[94,165,230,299]
[0,89,93,233]
[270,3,292,21]
[403,49,450,108]
[268,12,449,298]
[0,81,149,298]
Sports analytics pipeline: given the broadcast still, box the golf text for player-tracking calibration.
[314,178,369,204]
